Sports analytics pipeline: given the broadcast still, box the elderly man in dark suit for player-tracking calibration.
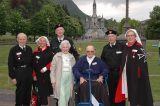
[50,24,79,61]
[8,33,33,106]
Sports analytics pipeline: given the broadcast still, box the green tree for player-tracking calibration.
[6,11,28,35]
[30,4,84,38]
[63,16,84,37]
[146,6,160,39]
[0,3,7,35]
[0,0,11,35]
[118,18,140,34]
[105,18,118,31]
[30,4,66,37]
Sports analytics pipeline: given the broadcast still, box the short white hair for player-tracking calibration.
[17,33,27,39]
[35,36,50,46]
[59,40,71,49]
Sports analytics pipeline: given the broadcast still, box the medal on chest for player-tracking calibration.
[35,55,40,63]
[132,49,138,58]
[16,52,22,60]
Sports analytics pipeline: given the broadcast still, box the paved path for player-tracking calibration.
[0,89,159,106]
[0,89,15,106]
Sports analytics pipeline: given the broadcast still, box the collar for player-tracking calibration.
[87,55,95,65]
[34,46,48,53]
[19,45,26,49]
[56,52,74,59]
[126,41,142,47]
[109,42,116,47]
[57,36,64,41]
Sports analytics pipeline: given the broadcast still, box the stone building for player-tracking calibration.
[84,0,106,38]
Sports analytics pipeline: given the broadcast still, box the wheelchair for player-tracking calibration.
[73,69,109,106]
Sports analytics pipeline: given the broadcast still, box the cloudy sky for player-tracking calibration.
[72,0,160,22]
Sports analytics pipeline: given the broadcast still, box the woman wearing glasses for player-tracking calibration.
[32,36,53,106]
[115,29,153,106]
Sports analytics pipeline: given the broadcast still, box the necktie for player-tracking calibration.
[23,47,26,51]
[59,40,62,43]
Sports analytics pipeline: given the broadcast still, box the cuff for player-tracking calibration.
[42,67,47,72]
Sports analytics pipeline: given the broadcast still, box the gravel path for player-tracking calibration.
[0,89,159,106]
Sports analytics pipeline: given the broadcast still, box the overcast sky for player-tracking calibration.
[72,0,160,22]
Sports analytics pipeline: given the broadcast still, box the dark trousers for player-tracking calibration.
[108,69,125,106]
[77,81,110,106]
[15,68,32,106]
[37,75,53,105]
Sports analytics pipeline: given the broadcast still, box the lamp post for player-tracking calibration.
[47,17,50,37]
[123,0,130,33]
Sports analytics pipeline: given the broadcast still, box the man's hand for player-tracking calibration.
[80,77,87,85]
[11,79,17,85]
[96,75,103,83]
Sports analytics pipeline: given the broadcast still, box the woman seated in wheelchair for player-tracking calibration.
[73,45,110,106]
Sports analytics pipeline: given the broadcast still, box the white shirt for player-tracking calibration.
[62,53,71,72]
[87,55,95,66]
[109,42,116,47]
[19,45,26,50]
[57,36,64,42]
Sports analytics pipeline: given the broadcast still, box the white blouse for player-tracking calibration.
[62,53,71,72]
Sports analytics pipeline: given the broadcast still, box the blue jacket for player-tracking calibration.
[73,55,109,81]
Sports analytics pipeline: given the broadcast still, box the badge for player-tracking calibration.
[116,51,122,54]
[16,52,22,55]
[92,62,97,65]
[35,56,40,59]
[16,52,22,60]
[35,56,40,63]
[132,49,138,53]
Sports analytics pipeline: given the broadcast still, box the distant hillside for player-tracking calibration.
[55,0,88,23]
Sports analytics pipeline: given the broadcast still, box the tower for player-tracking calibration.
[92,0,97,18]
[91,0,97,29]
[84,0,106,38]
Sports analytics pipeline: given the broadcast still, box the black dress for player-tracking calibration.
[33,47,53,105]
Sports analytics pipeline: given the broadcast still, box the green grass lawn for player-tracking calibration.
[0,39,160,101]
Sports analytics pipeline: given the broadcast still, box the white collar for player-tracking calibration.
[87,55,95,65]
[57,36,64,41]
[19,45,26,49]
[109,42,116,47]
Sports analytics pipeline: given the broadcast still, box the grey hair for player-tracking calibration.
[35,36,50,46]
[59,40,71,49]
[17,33,27,39]
[86,45,96,51]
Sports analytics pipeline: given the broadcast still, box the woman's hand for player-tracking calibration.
[40,67,47,73]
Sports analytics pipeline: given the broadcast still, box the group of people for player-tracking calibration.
[8,23,153,106]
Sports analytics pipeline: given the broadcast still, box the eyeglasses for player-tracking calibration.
[86,51,94,53]
[126,34,136,37]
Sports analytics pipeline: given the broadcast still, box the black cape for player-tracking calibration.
[115,42,153,106]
